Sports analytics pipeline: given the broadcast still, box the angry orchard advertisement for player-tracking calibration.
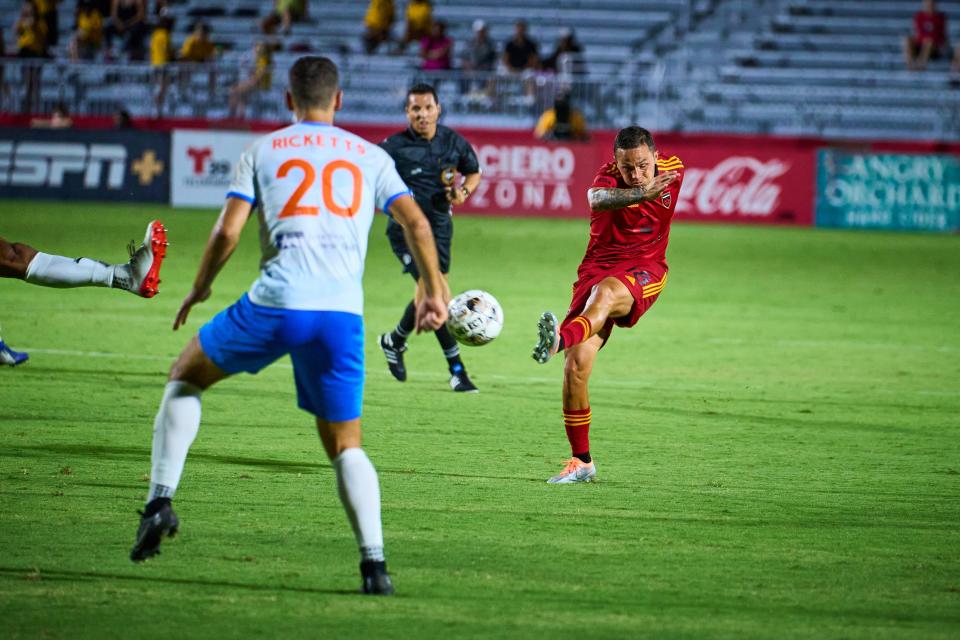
[816,150,960,232]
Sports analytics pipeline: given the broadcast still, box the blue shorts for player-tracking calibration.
[198,294,364,422]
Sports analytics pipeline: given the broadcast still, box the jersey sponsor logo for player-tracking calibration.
[0,141,127,188]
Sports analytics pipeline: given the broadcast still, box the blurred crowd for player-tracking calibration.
[5,0,589,138]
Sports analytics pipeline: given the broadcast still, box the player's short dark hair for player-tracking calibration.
[406,83,439,107]
[614,126,655,152]
[288,56,340,109]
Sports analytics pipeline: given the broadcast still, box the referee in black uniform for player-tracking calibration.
[378,83,483,392]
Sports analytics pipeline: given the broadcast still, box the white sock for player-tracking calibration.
[147,381,202,502]
[333,447,385,561]
[24,252,114,288]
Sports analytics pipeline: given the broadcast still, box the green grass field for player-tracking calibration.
[1,200,958,639]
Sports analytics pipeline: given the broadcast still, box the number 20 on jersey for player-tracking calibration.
[277,158,363,219]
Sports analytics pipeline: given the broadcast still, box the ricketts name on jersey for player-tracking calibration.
[581,154,685,271]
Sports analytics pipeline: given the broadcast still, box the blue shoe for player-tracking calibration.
[0,341,28,366]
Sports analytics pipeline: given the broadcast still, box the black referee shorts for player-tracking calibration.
[386,218,452,280]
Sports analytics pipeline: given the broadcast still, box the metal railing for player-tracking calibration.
[0,59,650,127]
[2,58,958,141]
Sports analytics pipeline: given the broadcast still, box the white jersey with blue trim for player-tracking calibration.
[227,121,410,313]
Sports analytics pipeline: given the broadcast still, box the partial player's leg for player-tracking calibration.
[316,417,393,595]
[547,331,607,484]
[131,335,230,562]
[411,275,478,393]
[0,237,38,279]
[295,310,393,595]
[5,221,168,297]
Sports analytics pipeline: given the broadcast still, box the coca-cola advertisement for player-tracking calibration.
[663,135,816,226]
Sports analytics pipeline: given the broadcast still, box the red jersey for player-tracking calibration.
[578,154,685,282]
[914,11,946,47]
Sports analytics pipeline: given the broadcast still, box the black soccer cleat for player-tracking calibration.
[130,498,180,562]
[449,369,479,393]
[360,560,395,596]
[379,333,408,382]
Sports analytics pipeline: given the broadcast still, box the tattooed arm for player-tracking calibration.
[587,171,678,212]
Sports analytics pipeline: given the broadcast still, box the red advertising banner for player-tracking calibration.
[346,127,819,225]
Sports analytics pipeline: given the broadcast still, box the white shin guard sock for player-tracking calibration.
[24,252,114,288]
[333,448,385,561]
[148,381,203,502]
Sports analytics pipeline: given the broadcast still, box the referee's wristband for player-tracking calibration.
[460,186,471,198]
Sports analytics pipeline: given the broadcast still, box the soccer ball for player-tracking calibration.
[446,290,504,346]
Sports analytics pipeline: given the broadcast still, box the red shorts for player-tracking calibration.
[563,264,668,334]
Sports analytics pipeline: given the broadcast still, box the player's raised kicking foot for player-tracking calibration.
[0,340,29,366]
[360,560,395,595]
[379,333,408,381]
[531,311,560,364]
[547,458,597,484]
[130,497,179,562]
[113,220,169,298]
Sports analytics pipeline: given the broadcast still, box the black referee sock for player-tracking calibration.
[435,325,464,373]
[390,301,416,347]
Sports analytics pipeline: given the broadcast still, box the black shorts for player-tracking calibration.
[386,217,452,280]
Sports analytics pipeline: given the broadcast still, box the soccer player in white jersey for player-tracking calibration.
[129,56,447,596]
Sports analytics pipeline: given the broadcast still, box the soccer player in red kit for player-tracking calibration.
[531,126,683,483]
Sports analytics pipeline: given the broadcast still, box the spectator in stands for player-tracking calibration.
[113,107,133,128]
[541,27,586,77]
[534,91,588,141]
[69,0,104,61]
[13,1,46,112]
[30,101,73,128]
[271,0,308,35]
[149,12,172,67]
[362,0,394,54]
[397,0,432,53]
[228,40,274,119]
[35,0,59,52]
[502,20,539,104]
[150,12,173,117]
[503,19,539,73]
[903,0,948,70]
[419,19,451,72]
[14,0,48,58]
[460,19,497,100]
[179,21,215,63]
[104,0,148,61]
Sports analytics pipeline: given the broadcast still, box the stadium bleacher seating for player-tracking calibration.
[1,0,958,141]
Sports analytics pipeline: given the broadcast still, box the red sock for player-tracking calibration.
[559,316,593,350]
[563,407,591,461]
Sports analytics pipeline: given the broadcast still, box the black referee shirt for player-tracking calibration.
[380,125,480,225]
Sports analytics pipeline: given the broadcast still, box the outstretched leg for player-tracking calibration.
[2,221,167,297]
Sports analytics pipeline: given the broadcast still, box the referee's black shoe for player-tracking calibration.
[379,333,407,382]
[360,560,395,595]
[449,367,478,393]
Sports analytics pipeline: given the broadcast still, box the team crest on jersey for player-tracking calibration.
[659,192,672,208]
[441,166,457,185]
